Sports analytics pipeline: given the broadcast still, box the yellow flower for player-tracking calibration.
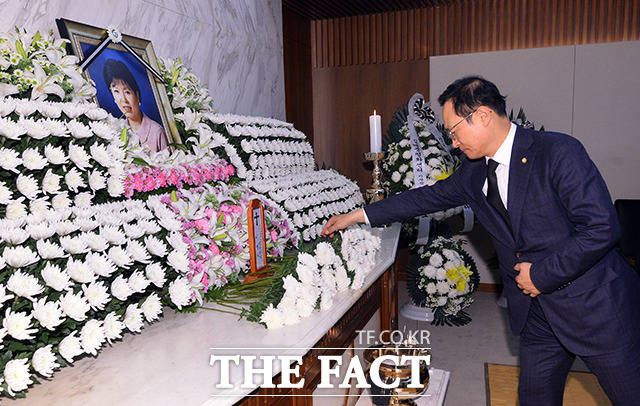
[434,167,453,181]
[445,264,472,292]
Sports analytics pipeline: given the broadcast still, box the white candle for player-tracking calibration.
[369,110,382,153]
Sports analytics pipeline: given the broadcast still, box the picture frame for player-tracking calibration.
[56,18,180,152]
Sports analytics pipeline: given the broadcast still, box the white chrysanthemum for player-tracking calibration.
[391,171,401,183]
[123,223,144,239]
[51,193,72,211]
[296,253,319,285]
[126,240,151,264]
[89,121,114,139]
[137,220,160,234]
[75,219,98,233]
[435,268,447,280]
[89,143,112,167]
[145,263,166,287]
[260,304,284,329]
[41,169,61,194]
[16,173,39,200]
[32,345,60,378]
[59,290,90,322]
[68,142,91,169]
[111,275,133,301]
[80,319,105,356]
[296,298,315,318]
[41,263,72,291]
[0,227,29,245]
[167,250,189,273]
[108,246,133,268]
[21,148,48,170]
[32,298,65,331]
[124,304,144,333]
[157,216,182,232]
[67,120,93,139]
[39,102,62,118]
[0,180,13,204]
[436,281,450,295]
[15,101,37,117]
[58,331,83,363]
[3,358,33,396]
[85,253,118,277]
[82,233,109,252]
[128,271,150,293]
[88,169,106,191]
[29,197,50,217]
[315,242,336,266]
[0,117,26,140]
[334,265,350,292]
[5,200,28,220]
[85,107,108,121]
[64,167,85,192]
[103,312,124,343]
[3,308,37,340]
[0,147,22,172]
[6,270,43,300]
[107,175,124,197]
[26,222,55,240]
[54,220,77,236]
[65,258,95,284]
[44,144,67,165]
[100,225,127,245]
[168,277,192,310]
[44,118,68,137]
[141,293,162,322]
[426,282,437,294]
[320,291,334,311]
[144,235,167,257]
[60,235,90,255]
[36,239,66,259]
[429,253,443,268]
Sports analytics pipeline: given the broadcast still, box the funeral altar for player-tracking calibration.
[0,24,406,404]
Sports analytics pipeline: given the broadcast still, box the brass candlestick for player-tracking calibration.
[364,152,386,203]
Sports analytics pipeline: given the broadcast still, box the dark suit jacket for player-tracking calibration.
[365,126,640,355]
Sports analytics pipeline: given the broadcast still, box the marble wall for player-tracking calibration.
[0,0,286,119]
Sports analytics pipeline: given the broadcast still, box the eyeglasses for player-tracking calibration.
[445,110,477,139]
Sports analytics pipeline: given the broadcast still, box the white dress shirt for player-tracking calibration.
[363,122,517,224]
[483,122,516,209]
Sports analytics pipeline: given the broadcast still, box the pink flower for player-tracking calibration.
[194,218,210,234]
[168,169,179,185]
[156,172,167,187]
[204,207,214,219]
[208,243,220,256]
[227,165,235,176]
[144,176,156,191]
[132,174,144,191]
[270,230,278,241]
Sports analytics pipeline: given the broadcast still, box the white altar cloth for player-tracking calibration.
[6,224,401,406]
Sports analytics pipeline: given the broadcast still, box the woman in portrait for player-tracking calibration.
[102,58,168,152]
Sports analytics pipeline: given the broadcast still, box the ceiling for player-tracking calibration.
[282,0,462,20]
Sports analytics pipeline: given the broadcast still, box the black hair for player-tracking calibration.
[437,76,507,119]
[102,58,140,99]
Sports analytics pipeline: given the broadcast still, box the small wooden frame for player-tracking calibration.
[247,199,268,280]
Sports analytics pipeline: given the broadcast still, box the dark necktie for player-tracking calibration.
[487,159,511,227]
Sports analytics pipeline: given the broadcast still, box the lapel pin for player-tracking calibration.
[521,157,527,164]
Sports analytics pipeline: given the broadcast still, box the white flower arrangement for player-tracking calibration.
[259,225,381,329]
[409,236,479,325]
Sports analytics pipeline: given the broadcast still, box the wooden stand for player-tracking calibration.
[236,261,399,405]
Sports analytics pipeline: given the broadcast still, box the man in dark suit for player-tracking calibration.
[322,76,640,405]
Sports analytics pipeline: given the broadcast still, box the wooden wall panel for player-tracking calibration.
[309,0,640,194]
[311,0,640,68]
[312,61,430,191]
[282,7,314,145]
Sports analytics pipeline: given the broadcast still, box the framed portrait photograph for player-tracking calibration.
[57,18,180,152]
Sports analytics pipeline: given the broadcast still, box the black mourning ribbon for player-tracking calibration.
[487,159,511,228]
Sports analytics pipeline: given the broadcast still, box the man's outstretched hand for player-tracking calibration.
[321,209,366,237]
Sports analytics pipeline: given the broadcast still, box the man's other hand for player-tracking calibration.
[515,262,541,297]
[321,209,366,237]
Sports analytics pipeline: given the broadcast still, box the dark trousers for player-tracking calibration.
[518,297,640,406]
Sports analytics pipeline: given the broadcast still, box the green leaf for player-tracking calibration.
[131,157,150,167]
[15,40,27,59]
